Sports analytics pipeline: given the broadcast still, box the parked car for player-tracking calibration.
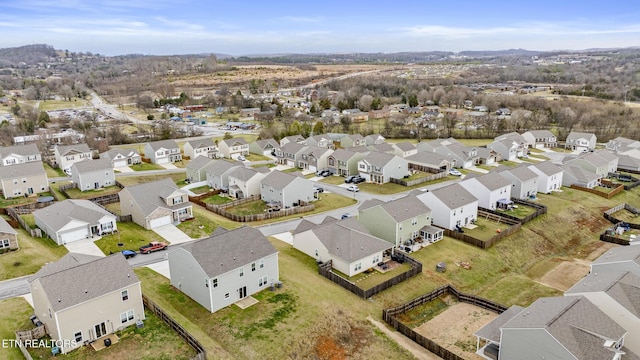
[347,185,359,192]
[320,170,332,177]
[237,155,246,161]
[352,176,365,184]
[121,250,137,259]
[316,169,325,176]
[341,213,351,219]
[449,168,462,176]
[139,241,169,254]
[313,186,324,193]
[345,175,356,183]
[63,168,72,176]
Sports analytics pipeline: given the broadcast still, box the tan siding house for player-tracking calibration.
[0,162,49,199]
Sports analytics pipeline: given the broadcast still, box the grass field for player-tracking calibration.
[94,222,164,255]
[116,173,185,187]
[176,212,216,239]
[0,229,68,281]
[202,194,233,205]
[128,163,164,171]
[63,186,120,199]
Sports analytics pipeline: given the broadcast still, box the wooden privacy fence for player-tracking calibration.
[204,195,315,222]
[142,294,206,360]
[318,253,423,299]
[6,207,42,238]
[390,170,447,187]
[382,284,507,360]
[603,203,640,228]
[437,211,521,249]
[188,189,222,207]
[570,184,624,199]
[15,325,46,342]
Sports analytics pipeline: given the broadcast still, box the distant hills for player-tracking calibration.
[0,44,58,67]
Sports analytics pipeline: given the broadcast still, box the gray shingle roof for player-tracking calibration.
[254,139,279,150]
[472,172,511,191]
[528,161,562,176]
[422,183,478,209]
[261,171,299,190]
[0,143,39,158]
[360,196,431,222]
[186,155,215,171]
[56,143,91,156]
[186,138,215,149]
[29,253,102,283]
[34,254,139,312]
[329,149,360,162]
[280,142,306,155]
[71,158,112,174]
[525,130,555,138]
[100,148,140,161]
[362,152,397,167]
[205,159,241,175]
[119,178,190,217]
[146,139,179,151]
[0,161,46,179]
[394,142,416,151]
[566,131,595,141]
[501,165,537,181]
[221,137,248,146]
[502,296,626,360]
[179,226,277,278]
[406,152,450,166]
[310,218,392,262]
[228,167,263,182]
[567,271,640,318]
[32,199,115,232]
[0,217,17,235]
[593,246,640,266]
[474,305,525,342]
[560,165,601,183]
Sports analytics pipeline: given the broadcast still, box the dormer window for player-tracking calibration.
[173,197,183,205]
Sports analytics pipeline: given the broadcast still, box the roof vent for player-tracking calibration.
[57,298,61,303]
[233,257,236,261]
[84,289,88,294]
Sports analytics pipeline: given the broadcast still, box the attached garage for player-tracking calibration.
[308,165,317,172]
[286,160,296,167]
[149,216,172,229]
[156,157,169,164]
[113,159,127,167]
[57,227,89,245]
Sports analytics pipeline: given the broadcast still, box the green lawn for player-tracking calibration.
[44,163,66,178]
[463,217,513,241]
[94,222,164,255]
[116,173,185,187]
[318,175,344,185]
[30,98,90,111]
[225,200,268,215]
[128,163,164,171]
[346,263,412,290]
[497,160,520,167]
[0,229,68,281]
[189,185,211,195]
[0,298,35,360]
[103,202,122,215]
[495,204,537,219]
[176,212,216,239]
[202,195,233,205]
[245,153,271,162]
[63,186,120,199]
[19,214,36,229]
[27,309,196,360]
[0,195,40,208]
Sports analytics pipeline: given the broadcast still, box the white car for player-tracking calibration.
[347,185,360,192]
[449,168,462,176]
[63,168,72,176]
[237,155,246,161]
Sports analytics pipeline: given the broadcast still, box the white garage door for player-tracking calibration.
[149,216,171,229]
[309,165,317,172]
[156,157,169,164]
[113,160,127,167]
[59,228,88,244]
[286,160,295,167]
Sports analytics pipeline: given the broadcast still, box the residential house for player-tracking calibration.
[606,136,640,152]
[617,154,640,172]
[186,156,215,183]
[339,134,365,148]
[416,183,478,230]
[55,143,92,172]
[487,139,519,161]
[168,226,278,313]
[594,149,619,174]
[474,296,631,360]
[297,146,333,172]
[249,139,280,156]
[434,143,479,169]
[476,148,499,165]
[406,152,452,173]
[0,162,49,199]
[275,142,307,167]
[521,130,557,148]
[560,165,601,189]
[358,195,440,249]
[183,139,218,159]
[144,139,182,164]
[495,108,511,116]
[227,166,270,199]
[218,137,249,160]
[357,153,408,184]
[29,254,144,354]
[326,149,368,177]
[204,160,242,190]
[364,134,386,146]
[118,178,192,230]
[564,152,611,177]
[499,165,538,200]
[100,148,141,168]
[71,158,115,192]
[417,137,462,153]
[279,135,305,148]
[292,217,392,277]
[566,271,640,355]
[33,199,117,244]
[0,217,18,250]
[305,134,334,149]
[368,108,390,119]
[392,142,417,158]
[460,172,512,210]
[342,109,368,123]
[239,107,261,118]
[260,171,315,207]
[565,131,597,152]
[528,161,563,194]
[494,132,527,156]
[591,246,640,278]
[367,142,395,154]
[0,143,41,166]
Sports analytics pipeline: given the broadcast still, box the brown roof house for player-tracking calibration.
[29,253,144,354]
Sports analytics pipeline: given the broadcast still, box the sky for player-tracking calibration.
[1,0,639,56]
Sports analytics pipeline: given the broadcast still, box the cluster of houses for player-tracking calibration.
[474,245,640,359]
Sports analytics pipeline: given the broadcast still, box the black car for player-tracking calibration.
[344,175,356,183]
[313,186,324,193]
[320,170,332,177]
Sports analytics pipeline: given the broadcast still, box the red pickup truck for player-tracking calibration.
[139,241,168,254]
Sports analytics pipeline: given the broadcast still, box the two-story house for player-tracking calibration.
[528,161,564,194]
[521,130,557,149]
[0,143,41,166]
[275,142,307,167]
[460,172,512,210]
[416,183,478,230]
[392,142,417,158]
[564,152,610,177]
[55,143,92,172]
[29,254,144,354]
[218,138,249,160]
[118,178,192,230]
[186,156,215,183]
[434,143,479,169]
[204,160,242,190]
[183,139,219,159]
[326,149,368,177]
[305,134,334,149]
[227,166,270,199]
[279,135,305,148]
[260,171,315,208]
[144,139,182,164]
[71,158,115,191]
[358,195,441,249]
[357,153,408,184]
[0,162,49,199]
[364,134,386,146]
[297,146,333,172]
[494,132,527,156]
[168,226,279,313]
[406,152,452,173]
[99,148,141,168]
[499,165,538,200]
[565,131,597,152]
[560,164,601,188]
[339,134,366,148]
[249,139,280,156]
[0,217,18,251]
[487,139,519,161]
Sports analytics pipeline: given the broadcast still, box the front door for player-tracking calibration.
[94,182,100,189]
[238,286,247,299]
[27,187,33,195]
[95,322,107,338]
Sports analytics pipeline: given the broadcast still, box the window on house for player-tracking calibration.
[22,178,26,183]
[372,255,380,264]
[205,279,209,287]
[259,259,264,269]
[128,310,134,321]
[239,267,244,277]
[0,239,10,249]
[121,290,128,301]
[251,262,256,272]
[411,218,417,225]
[74,331,82,342]
[399,223,403,230]
[354,262,362,271]
[173,197,183,205]
[12,179,17,185]
[315,249,319,257]
[120,310,134,324]
[225,293,230,299]
[212,278,218,288]
[259,276,268,287]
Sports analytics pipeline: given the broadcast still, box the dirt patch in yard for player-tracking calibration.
[414,303,498,360]
[536,259,590,291]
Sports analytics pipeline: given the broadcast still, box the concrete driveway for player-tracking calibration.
[160,163,178,170]
[152,224,192,245]
[64,238,106,257]
[115,166,134,173]
[145,260,170,279]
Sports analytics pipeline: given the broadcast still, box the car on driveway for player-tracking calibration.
[347,185,359,192]
[352,176,365,184]
[320,170,332,177]
[341,213,351,219]
[237,155,246,161]
[313,186,324,193]
[121,250,137,259]
[139,241,169,254]
[449,168,462,176]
